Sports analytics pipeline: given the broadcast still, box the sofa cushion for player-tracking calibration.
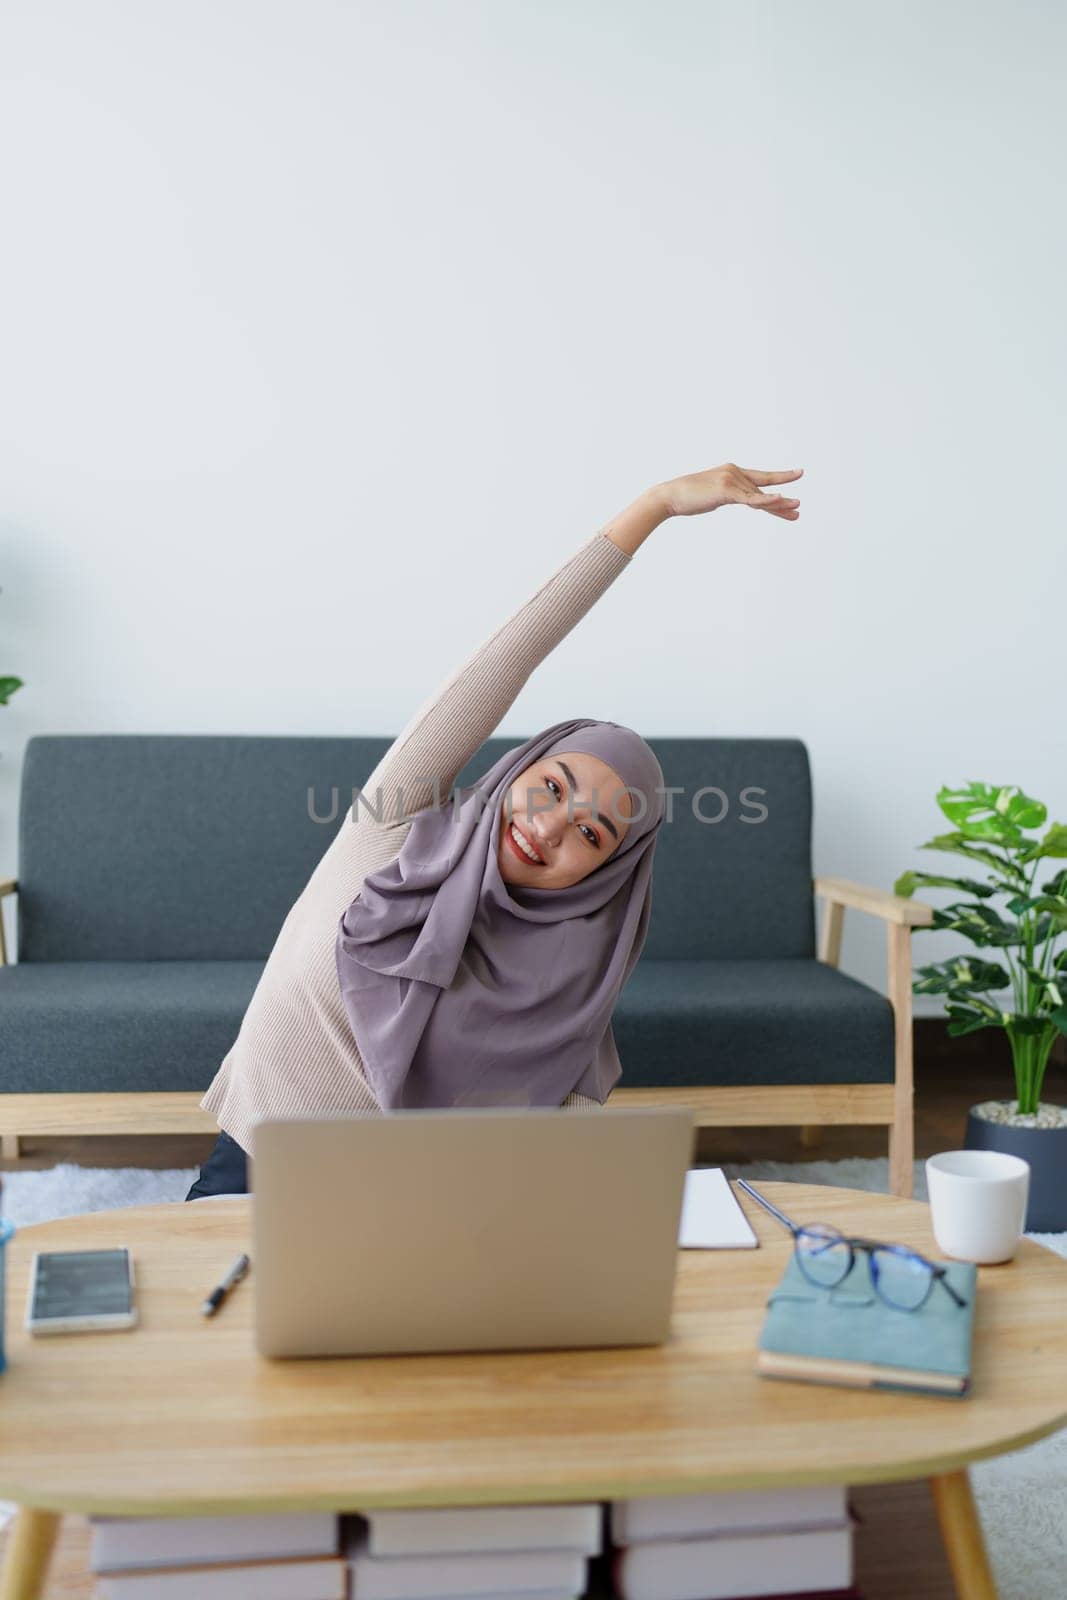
[613,960,895,1087]
[0,961,262,1093]
[0,956,892,1097]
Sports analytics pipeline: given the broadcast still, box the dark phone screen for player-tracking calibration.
[31,1249,133,1319]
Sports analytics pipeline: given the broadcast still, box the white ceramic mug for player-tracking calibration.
[925,1150,1031,1264]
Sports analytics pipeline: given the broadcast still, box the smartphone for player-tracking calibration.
[25,1247,138,1335]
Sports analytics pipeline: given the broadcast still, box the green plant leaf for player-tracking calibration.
[936,782,1046,843]
[945,1004,997,1037]
[1021,965,1065,1010]
[1004,1014,1051,1037]
[1049,1005,1067,1038]
[1029,896,1067,931]
[894,870,995,900]
[914,957,1010,995]
[1019,822,1067,864]
[0,675,23,705]
[919,833,1026,882]
[928,902,1019,947]
[1041,868,1067,898]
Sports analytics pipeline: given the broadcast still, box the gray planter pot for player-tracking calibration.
[965,1107,1067,1232]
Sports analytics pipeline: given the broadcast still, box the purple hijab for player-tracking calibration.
[334,718,664,1110]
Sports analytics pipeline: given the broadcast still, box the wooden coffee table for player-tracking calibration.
[1,1182,1064,1600]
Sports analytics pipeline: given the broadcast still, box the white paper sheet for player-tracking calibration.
[678,1167,758,1249]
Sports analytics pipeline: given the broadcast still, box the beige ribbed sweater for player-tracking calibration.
[199,529,633,1157]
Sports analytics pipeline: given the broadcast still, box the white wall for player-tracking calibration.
[1,0,1064,1009]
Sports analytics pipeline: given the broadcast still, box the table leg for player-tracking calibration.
[929,1469,998,1600]
[0,1508,60,1600]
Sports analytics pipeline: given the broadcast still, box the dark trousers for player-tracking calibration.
[185,1129,250,1200]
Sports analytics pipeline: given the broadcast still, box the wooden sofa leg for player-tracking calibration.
[0,1133,20,1162]
[887,922,915,1199]
[799,1125,822,1150]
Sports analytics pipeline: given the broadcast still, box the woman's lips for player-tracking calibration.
[504,818,544,865]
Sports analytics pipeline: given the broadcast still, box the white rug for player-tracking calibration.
[1,1156,1063,1600]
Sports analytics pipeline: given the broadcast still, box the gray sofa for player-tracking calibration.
[0,735,928,1193]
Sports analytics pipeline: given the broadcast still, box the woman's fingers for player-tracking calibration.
[729,466,802,517]
[740,467,804,485]
[738,488,801,518]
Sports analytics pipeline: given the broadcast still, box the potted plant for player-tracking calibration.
[896,781,1067,1232]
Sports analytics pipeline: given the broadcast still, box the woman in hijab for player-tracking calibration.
[187,461,803,1198]
[334,716,667,1111]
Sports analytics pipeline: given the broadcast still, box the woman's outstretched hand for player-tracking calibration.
[601,464,803,557]
[661,463,803,520]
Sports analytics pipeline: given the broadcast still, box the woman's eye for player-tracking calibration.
[544,775,598,847]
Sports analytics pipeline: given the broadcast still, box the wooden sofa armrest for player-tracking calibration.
[814,875,933,928]
[0,877,15,967]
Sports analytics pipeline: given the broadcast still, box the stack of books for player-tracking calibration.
[88,1512,344,1598]
[343,1502,602,1598]
[608,1486,859,1600]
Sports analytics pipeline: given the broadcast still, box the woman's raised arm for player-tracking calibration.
[353,463,802,829]
[352,494,663,828]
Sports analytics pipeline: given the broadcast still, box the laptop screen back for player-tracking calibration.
[252,1106,694,1359]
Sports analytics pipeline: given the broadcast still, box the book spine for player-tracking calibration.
[363,1504,601,1557]
[613,1525,852,1600]
[611,1486,848,1543]
[90,1513,339,1572]
[757,1349,965,1396]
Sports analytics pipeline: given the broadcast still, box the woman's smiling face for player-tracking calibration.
[497,750,633,890]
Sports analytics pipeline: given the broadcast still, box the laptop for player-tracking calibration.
[251,1106,694,1359]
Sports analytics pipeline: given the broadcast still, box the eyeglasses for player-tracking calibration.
[734,1178,968,1313]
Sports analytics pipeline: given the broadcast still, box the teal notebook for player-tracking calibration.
[757,1252,978,1398]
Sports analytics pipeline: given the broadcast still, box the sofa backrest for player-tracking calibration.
[17,734,815,963]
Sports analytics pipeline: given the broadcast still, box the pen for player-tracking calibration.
[201,1253,250,1317]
